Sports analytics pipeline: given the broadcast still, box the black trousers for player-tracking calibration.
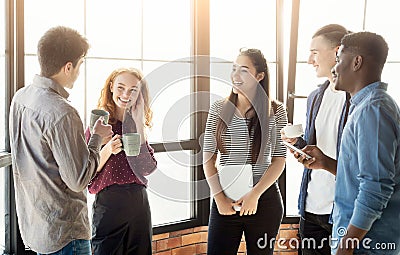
[207,183,284,255]
[91,183,152,255]
[299,212,332,255]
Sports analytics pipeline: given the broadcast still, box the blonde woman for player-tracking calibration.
[85,67,157,255]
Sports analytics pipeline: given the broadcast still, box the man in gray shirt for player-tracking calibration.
[9,26,113,255]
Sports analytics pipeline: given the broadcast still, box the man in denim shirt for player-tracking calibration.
[282,24,350,255]
[301,32,400,254]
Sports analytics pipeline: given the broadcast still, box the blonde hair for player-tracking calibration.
[97,67,153,127]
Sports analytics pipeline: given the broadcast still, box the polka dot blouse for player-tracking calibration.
[85,121,157,194]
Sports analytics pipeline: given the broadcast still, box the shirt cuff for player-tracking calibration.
[88,134,102,151]
[349,202,380,231]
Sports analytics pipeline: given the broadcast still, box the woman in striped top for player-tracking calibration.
[203,48,287,255]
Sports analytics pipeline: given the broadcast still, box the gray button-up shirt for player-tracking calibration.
[9,75,101,253]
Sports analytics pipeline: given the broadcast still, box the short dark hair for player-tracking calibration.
[37,26,89,77]
[341,31,389,70]
[313,24,350,48]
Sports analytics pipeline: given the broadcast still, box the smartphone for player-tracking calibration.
[281,141,313,160]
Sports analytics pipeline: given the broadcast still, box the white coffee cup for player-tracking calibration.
[282,124,304,138]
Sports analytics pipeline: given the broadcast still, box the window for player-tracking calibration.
[23,0,195,230]
[210,0,278,101]
[365,0,400,104]
[1,0,7,251]
[0,0,6,153]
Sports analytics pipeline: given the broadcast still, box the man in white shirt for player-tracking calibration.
[281,24,350,255]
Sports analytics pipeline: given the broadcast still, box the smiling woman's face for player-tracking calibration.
[110,72,141,110]
[230,55,260,97]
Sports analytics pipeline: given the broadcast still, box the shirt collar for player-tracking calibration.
[32,74,70,99]
[350,81,388,106]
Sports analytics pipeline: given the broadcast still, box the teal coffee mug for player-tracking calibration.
[90,109,109,131]
[122,133,141,156]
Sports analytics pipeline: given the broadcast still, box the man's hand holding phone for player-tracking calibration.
[281,141,313,160]
[296,145,338,176]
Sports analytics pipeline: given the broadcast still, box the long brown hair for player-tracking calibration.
[97,67,153,127]
[216,48,273,164]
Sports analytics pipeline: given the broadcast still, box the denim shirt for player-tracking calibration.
[332,82,400,254]
[295,80,350,219]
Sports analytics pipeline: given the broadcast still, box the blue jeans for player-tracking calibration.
[37,239,91,255]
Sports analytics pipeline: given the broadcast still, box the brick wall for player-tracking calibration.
[152,224,299,255]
